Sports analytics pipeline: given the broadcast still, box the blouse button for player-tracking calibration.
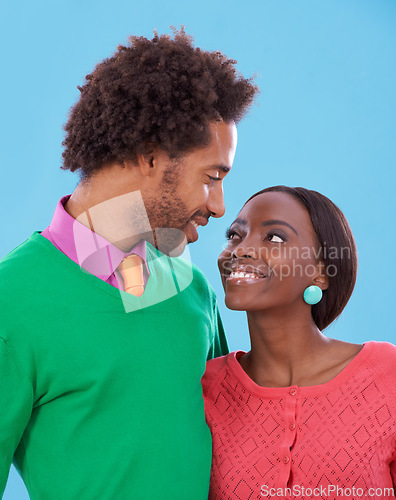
[289,388,298,396]
[283,456,290,464]
[289,422,296,430]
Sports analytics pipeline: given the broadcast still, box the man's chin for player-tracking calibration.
[154,228,189,257]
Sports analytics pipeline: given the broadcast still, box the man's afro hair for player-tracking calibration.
[61,27,259,181]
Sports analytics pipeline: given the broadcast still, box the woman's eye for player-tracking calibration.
[267,233,285,243]
[225,229,241,241]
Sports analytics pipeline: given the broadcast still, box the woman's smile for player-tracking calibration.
[218,190,330,312]
[224,261,272,284]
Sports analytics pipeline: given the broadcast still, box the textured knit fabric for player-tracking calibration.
[40,194,150,287]
[0,231,228,500]
[202,342,396,500]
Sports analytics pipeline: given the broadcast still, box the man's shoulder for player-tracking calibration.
[0,232,51,297]
[0,232,40,274]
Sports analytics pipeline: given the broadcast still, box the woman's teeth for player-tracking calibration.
[229,271,262,279]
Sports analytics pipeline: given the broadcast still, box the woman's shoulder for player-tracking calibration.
[203,353,231,379]
[365,340,396,362]
[202,352,240,392]
[364,341,396,390]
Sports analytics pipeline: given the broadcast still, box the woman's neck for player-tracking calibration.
[241,309,361,388]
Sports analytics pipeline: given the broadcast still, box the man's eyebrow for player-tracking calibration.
[262,219,298,235]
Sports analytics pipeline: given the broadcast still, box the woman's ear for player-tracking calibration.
[313,261,329,291]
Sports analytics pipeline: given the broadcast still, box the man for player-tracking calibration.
[0,28,257,499]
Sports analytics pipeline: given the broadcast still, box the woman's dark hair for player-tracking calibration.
[61,27,258,183]
[245,186,358,331]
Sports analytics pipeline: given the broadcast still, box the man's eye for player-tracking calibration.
[267,233,285,243]
[208,176,220,183]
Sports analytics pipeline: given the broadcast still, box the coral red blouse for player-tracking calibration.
[202,341,396,499]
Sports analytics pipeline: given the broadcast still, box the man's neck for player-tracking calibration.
[64,182,154,252]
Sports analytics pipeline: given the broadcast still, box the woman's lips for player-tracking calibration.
[226,270,269,283]
[223,262,271,283]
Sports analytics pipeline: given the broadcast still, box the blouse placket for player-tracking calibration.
[277,386,299,494]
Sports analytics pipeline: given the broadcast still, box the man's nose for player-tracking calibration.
[207,184,225,218]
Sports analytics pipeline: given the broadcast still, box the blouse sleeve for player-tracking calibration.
[390,459,396,490]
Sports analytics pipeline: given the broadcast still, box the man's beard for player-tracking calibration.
[144,166,191,256]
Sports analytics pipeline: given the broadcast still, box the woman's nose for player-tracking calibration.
[232,244,258,260]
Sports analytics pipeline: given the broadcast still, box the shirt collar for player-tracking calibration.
[46,195,149,280]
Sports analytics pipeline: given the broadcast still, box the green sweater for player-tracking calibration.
[0,231,228,500]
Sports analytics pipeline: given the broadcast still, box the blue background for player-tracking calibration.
[1,0,395,497]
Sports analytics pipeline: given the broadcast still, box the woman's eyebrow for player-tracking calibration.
[261,219,298,235]
[230,218,247,226]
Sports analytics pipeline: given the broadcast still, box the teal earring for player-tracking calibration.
[303,285,323,305]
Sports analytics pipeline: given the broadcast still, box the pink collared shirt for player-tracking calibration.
[40,194,149,290]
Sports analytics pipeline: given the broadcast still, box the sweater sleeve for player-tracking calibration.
[207,301,229,361]
[0,337,33,496]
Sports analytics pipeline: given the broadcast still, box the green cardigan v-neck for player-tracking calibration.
[0,231,228,499]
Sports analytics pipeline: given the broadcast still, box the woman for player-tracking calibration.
[202,186,396,499]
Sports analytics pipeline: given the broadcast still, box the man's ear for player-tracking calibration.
[133,154,156,178]
[313,261,329,291]
[134,151,170,180]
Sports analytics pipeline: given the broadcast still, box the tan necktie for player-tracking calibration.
[117,254,145,297]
